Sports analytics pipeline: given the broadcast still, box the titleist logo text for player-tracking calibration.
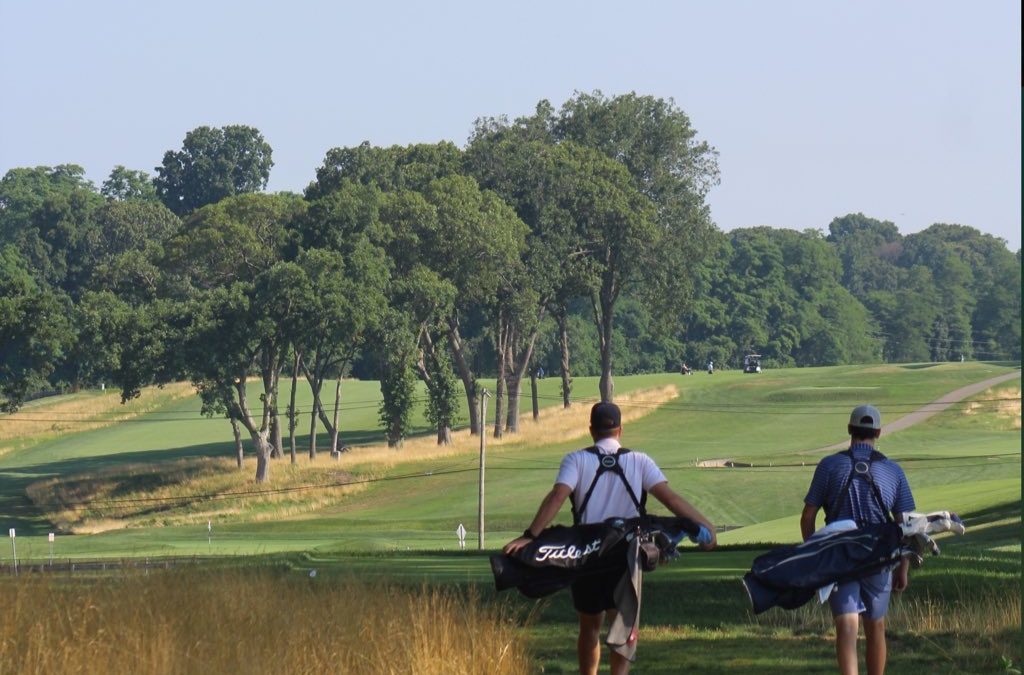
[534,539,602,562]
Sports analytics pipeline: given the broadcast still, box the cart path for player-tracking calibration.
[801,370,1021,456]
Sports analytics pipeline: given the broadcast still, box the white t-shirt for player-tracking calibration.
[555,437,668,524]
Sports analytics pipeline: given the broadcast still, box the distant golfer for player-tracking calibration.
[503,401,716,675]
[800,404,916,675]
[706,359,714,374]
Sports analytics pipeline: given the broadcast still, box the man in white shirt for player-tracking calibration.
[503,401,717,675]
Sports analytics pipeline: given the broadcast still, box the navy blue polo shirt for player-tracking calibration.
[805,443,915,524]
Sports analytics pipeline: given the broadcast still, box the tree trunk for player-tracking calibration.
[231,417,244,469]
[254,434,273,483]
[447,319,479,435]
[267,365,282,458]
[288,352,299,465]
[493,316,509,439]
[530,371,539,421]
[593,288,615,403]
[268,416,280,458]
[558,311,572,408]
[329,378,341,453]
[504,306,544,433]
[308,384,319,460]
[235,366,277,483]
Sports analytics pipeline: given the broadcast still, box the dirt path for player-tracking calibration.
[802,370,1021,455]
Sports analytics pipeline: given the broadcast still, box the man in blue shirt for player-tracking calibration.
[801,404,915,675]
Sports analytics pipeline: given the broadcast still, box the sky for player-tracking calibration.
[1,1,1020,249]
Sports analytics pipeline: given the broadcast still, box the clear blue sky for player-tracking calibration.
[2,1,1020,249]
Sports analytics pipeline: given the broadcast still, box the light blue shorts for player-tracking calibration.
[829,568,893,620]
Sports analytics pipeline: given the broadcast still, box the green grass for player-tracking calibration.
[0,362,1019,673]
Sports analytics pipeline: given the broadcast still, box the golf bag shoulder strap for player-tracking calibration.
[828,448,894,524]
[570,447,647,525]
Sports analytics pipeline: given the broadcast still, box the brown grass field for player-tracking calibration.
[0,568,531,675]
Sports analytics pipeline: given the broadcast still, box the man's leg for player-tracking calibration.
[834,613,860,675]
[863,617,886,675]
[604,610,631,675]
[577,611,604,675]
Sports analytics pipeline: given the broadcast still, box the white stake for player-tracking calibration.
[8,529,16,576]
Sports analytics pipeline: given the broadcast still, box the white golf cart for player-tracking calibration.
[742,354,762,374]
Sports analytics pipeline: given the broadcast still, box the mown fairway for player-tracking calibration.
[0,362,1019,673]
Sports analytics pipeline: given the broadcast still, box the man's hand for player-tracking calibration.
[697,524,717,550]
[502,536,533,556]
[649,482,717,550]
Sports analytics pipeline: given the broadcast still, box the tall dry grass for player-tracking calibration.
[27,458,370,533]
[0,569,531,675]
[963,385,1021,430]
[27,385,679,532]
[753,585,1021,641]
[336,384,680,471]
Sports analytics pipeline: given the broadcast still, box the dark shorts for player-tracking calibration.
[829,567,894,620]
[570,565,625,615]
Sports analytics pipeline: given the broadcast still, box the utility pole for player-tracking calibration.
[478,388,490,550]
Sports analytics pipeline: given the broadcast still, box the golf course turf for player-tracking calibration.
[0,362,1019,673]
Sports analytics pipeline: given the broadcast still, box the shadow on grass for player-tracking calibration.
[0,428,399,534]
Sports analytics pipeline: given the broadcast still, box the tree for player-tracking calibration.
[0,246,72,411]
[375,310,419,447]
[63,290,132,389]
[101,166,158,202]
[901,223,1020,361]
[826,213,902,299]
[154,125,273,216]
[558,143,658,401]
[551,92,720,400]
[0,165,104,296]
[157,193,305,477]
[307,143,526,435]
[93,200,180,260]
[421,340,460,444]
[186,263,311,482]
[292,245,388,458]
[163,192,304,291]
[465,132,598,417]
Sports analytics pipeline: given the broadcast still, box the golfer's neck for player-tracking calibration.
[850,437,877,448]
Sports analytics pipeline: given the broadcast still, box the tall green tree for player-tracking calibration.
[0,246,72,411]
[308,143,526,435]
[155,125,273,216]
[549,92,720,400]
[291,245,388,458]
[158,193,305,478]
[0,165,104,296]
[101,166,159,202]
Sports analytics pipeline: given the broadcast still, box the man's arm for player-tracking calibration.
[892,511,910,592]
[800,503,819,541]
[501,483,573,555]
[648,482,717,549]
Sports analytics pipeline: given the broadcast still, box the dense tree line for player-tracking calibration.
[2,95,1019,482]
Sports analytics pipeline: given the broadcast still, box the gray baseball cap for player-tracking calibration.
[849,404,882,430]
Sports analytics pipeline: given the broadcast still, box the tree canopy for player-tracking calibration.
[1,104,1019,481]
